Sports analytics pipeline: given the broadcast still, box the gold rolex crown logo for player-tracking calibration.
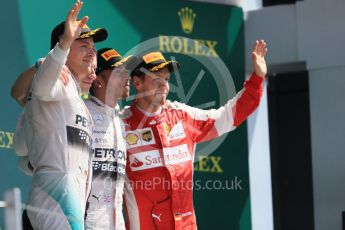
[178,7,196,34]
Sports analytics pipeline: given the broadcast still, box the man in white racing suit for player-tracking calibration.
[84,48,135,229]
[13,1,107,229]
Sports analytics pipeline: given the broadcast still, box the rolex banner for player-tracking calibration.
[0,0,249,229]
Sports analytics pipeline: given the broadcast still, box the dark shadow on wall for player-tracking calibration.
[268,71,314,230]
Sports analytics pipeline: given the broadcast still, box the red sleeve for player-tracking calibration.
[177,73,264,143]
[233,73,263,127]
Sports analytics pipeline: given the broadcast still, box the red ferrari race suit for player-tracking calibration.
[122,74,263,230]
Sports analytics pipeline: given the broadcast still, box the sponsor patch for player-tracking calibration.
[93,130,107,134]
[143,52,165,64]
[167,121,186,140]
[101,49,121,61]
[163,122,171,135]
[163,144,191,165]
[131,157,144,168]
[93,148,125,162]
[129,144,191,171]
[175,211,193,221]
[129,150,163,171]
[67,126,91,148]
[92,161,126,175]
[76,114,89,127]
[125,128,156,149]
[139,128,155,145]
[93,112,104,125]
[141,130,153,142]
[149,120,157,125]
[91,193,112,204]
[126,133,139,145]
[94,137,108,144]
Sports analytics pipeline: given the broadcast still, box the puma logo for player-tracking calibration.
[92,194,101,202]
[152,213,162,222]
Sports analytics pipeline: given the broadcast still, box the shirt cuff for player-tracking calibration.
[50,43,70,65]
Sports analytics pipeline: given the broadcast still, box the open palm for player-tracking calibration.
[65,0,88,40]
[252,40,268,78]
[59,0,88,50]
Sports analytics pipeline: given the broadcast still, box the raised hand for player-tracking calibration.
[59,0,89,50]
[252,40,268,78]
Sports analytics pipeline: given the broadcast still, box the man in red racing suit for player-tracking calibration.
[122,40,268,230]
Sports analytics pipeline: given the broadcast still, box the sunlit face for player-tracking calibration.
[137,67,170,106]
[101,65,130,100]
[109,66,131,99]
[66,38,96,81]
[79,54,96,93]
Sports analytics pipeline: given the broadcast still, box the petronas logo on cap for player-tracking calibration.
[178,7,196,34]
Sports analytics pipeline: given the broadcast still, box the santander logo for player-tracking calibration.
[163,144,191,165]
[131,157,144,168]
[129,150,162,171]
[129,145,191,172]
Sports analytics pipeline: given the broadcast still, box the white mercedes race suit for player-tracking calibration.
[13,44,93,230]
[84,96,126,230]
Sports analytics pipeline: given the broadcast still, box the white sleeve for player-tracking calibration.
[13,110,28,156]
[31,43,70,101]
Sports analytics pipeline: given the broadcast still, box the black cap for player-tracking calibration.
[130,51,180,77]
[96,48,139,75]
[50,21,108,50]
